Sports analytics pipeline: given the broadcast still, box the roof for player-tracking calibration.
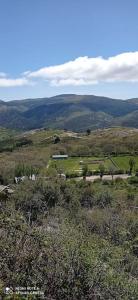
[52,155,68,158]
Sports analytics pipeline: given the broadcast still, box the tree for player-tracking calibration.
[109,165,116,180]
[0,174,4,185]
[86,129,91,135]
[99,164,105,179]
[54,136,60,144]
[129,158,135,175]
[135,169,138,177]
[82,164,88,180]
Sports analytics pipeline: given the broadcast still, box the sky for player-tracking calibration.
[0,0,138,100]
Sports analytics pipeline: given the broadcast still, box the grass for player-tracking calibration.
[49,155,138,175]
[112,155,138,171]
[49,156,115,175]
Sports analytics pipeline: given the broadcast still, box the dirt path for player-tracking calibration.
[77,174,131,182]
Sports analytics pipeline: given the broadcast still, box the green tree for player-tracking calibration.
[99,163,105,179]
[109,165,116,180]
[129,158,135,175]
[0,174,4,185]
[54,136,60,144]
[82,164,88,180]
[86,128,91,135]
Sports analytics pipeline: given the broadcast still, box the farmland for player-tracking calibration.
[112,155,138,171]
[49,155,138,176]
[49,156,114,175]
[1,127,138,179]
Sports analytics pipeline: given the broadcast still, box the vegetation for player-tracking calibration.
[129,158,136,175]
[0,176,138,299]
[99,163,105,178]
[113,155,138,171]
[0,127,138,299]
[49,155,138,177]
[0,94,138,131]
[86,128,91,135]
[82,164,88,179]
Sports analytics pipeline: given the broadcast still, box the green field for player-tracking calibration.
[49,155,138,175]
[112,155,138,171]
[49,156,115,175]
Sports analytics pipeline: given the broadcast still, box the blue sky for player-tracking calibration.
[0,0,138,100]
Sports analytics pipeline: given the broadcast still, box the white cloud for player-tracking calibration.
[27,52,138,86]
[1,52,138,88]
[0,77,31,87]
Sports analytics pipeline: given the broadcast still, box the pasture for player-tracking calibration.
[49,155,138,175]
[112,155,138,171]
[49,156,115,175]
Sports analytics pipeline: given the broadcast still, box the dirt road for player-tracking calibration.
[77,174,131,182]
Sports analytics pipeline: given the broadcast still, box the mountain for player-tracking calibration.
[126,98,138,104]
[115,110,138,128]
[0,94,138,131]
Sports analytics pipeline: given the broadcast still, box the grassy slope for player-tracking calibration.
[0,127,17,141]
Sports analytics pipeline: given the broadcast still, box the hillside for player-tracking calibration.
[0,94,138,131]
[0,127,138,298]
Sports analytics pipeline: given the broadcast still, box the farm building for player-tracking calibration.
[52,155,68,159]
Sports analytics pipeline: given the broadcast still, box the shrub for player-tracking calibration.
[95,190,113,208]
[128,176,138,185]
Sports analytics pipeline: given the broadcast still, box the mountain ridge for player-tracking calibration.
[0,94,138,131]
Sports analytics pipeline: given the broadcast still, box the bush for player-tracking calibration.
[66,172,80,178]
[95,190,113,208]
[114,169,125,174]
[102,179,111,185]
[128,176,138,184]
[15,137,33,147]
[114,177,124,184]
[87,170,93,176]
[135,169,138,177]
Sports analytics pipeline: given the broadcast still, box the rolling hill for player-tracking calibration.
[0,94,138,131]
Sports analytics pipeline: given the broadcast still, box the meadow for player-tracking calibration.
[49,156,109,174]
[112,155,138,171]
[49,155,138,175]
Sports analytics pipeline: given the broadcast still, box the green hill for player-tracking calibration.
[0,94,138,131]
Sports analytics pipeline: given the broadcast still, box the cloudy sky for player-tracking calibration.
[1,0,138,100]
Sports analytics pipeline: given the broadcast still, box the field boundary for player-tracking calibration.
[108,156,119,170]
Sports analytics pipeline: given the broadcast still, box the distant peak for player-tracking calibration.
[52,94,77,98]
